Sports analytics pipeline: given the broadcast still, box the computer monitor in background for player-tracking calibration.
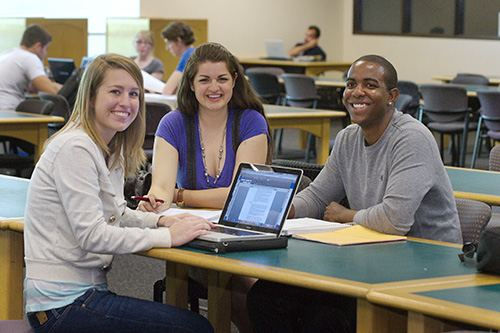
[48,58,76,84]
[80,56,92,68]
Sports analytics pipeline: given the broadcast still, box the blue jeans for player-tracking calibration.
[27,288,213,333]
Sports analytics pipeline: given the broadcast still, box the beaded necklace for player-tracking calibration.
[199,123,226,187]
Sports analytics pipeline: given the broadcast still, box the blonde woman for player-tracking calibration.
[23,53,213,332]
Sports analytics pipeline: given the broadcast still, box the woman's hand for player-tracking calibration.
[161,213,215,247]
[137,193,167,213]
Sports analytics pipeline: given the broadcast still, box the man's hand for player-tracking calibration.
[324,201,357,223]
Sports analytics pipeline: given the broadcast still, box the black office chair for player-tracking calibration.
[397,80,420,116]
[281,74,321,162]
[0,99,55,177]
[455,197,491,245]
[419,84,474,167]
[246,71,284,105]
[395,94,413,114]
[39,92,71,135]
[143,102,171,168]
[471,90,500,168]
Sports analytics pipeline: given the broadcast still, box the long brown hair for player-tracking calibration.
[177,42,273,162]
[45,53,146,177]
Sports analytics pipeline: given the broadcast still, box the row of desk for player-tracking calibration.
[2,171,500,331]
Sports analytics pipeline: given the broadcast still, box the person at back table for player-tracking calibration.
[289,25,326,61]
[23,53,214,332]
[247,54,462,333]
[161,21,196,95]
[138,42,273,333]
[0,24,62,110]
[131,30,164,80]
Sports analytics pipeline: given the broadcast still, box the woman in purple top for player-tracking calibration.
[138,42,272,332]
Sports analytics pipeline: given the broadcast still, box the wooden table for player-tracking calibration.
[0,110,64,162]
[368,274,500,331]
[2,174,486,332]
[445,166,500,205]
[140,237,475,332]
[264,104,346,164]
[0,174,29,320]
[239,58,352,76]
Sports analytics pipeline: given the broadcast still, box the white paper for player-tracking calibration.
[145,93,178,110]
[158,207,222,222]
[281,217,350,236]
[142,70,166,93]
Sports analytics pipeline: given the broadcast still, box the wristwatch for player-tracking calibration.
[176,189,185,207]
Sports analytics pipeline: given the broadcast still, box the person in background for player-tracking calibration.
[23,53,214,332]
[138,42,272,333]
[288,25,327,61]
[161,21,196,95]
[131,30,164,80]
[247,54,461,332]
[0,24,62,110]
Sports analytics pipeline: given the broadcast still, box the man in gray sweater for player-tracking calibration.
[248,55,462,333]
[292,54,461,244]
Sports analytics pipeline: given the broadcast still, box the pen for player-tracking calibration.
[131,196,165,204]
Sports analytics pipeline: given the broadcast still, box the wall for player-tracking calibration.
[140,0,344,65]
[140,0,500,84]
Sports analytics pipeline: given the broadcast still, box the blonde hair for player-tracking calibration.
[45,53,146,177]
[134,30,155,47]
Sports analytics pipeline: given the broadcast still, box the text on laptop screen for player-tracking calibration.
[222,168,298,230]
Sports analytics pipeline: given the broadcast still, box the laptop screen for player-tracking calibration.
[219,163,302,234]
[48,58,76,84]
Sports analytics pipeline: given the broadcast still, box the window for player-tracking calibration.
[353,0,500,39]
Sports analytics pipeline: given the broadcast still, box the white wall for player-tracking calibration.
[140,0,344,63]
[141,0,500,83]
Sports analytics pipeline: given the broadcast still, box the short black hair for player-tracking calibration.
[21,24,52,48]
[351,54,398,90]
[308,25,321,38]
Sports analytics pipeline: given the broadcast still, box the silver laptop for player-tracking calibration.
[197,163,302,242]
[264,39,292,60]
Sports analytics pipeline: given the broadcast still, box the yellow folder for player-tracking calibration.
[293,225,407,246]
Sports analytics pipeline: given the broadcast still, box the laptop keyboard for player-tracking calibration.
[212,226,262,236]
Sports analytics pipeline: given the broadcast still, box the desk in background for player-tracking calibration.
[264,104,346,164]
[445,166,500,205]
[433,75,500,86]
[0,110,64,162]
[145,93,177,110]
[239,58,351,76]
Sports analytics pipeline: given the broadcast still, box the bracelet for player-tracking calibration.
[176,189,185,208]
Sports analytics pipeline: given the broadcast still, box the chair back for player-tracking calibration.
[39,92,71,135]
[272,159,324,181]
[419,84,469,122]
[395,94,413,114]
[450,73,489,86]
[16,99,54,115]
[476,90,500,132]
[144,102,171,151]
[489,145,500,171]
[455,198,491,244]
[397,80,420,115]
[246,72,283,105]
[281,73,320,108]
[245,66,285,77]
